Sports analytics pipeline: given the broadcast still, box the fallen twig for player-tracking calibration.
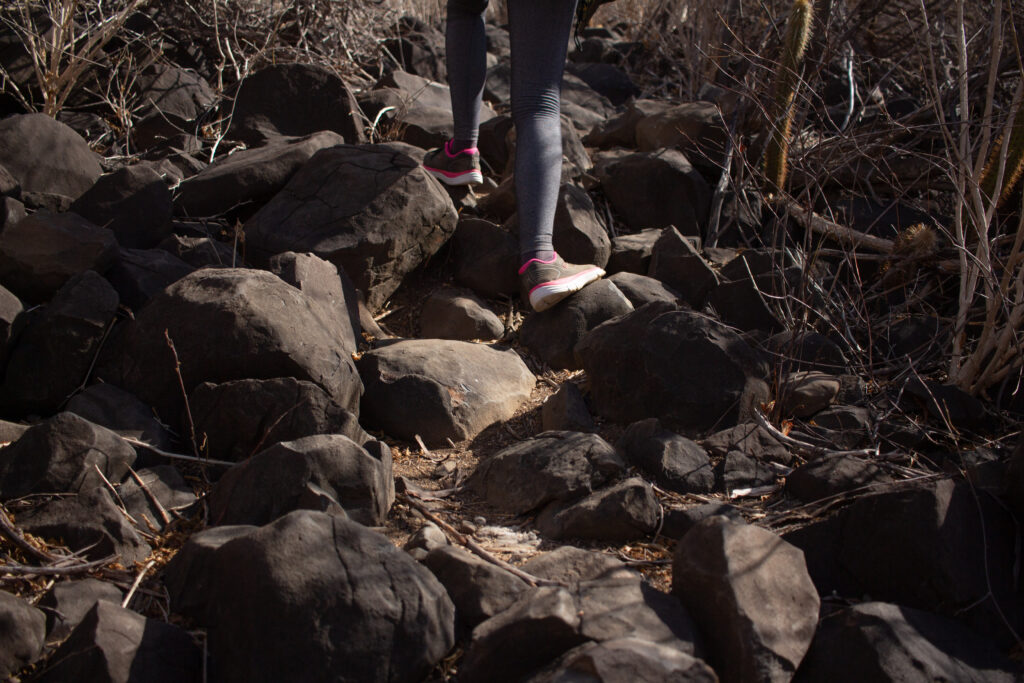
[780,196,895,253]
[0,555,117,577]
[0,504,57,563]
[753,407,879,459]
[122,560,156,608]
[398,491,566,588]
[122,437,235,468]
[127,467,172,527]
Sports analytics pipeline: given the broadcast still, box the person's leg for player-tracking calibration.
[509,0,603,312]
[507,0,577,262]
[446,0,488,151]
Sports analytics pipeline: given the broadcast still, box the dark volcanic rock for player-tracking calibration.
[0,271,118,415]
[357,339,534,447]
[420,288,504,341]
[576,302,769,432]
[208,435,394,526]
[97,268,362,427]
[0,210,119,303]
[541,382,595,433]
[520,279,633,370]
[267,251,361,354]
[635,102,728,173]
[606,228,663,275]
[648,226,717,307]
[190,377,366,462]
[594,149,710,236]
[708,272,784,333]
[717,450,777,494]
[763,330,848,374]
[468,431,624,515]
[616,418,714,494]
[0,591,45,679]
[702,422,794,466]
[584,100,673,149]
[66,383,175,451]
[423,545,529,629]
[244,143,457,309]
[785,454,892,502]
[0,283,21,372]
[550,184,610,268]
[18,486,151,564]
[227,63,365,145]
[105,247,195,309]
[157,234,239,268]
[176,510,455,683]
[777,371,840,418]
[662,502,744,540]
[537,477,659,542]
[529,638,717,683]
[607,271,681,308]
[70,163,174,248]
[163,524,255,622]
[37,578,123,643]
[795,602,1020,683]
[0,113,102,205]
[35,601,201,683]
[672,516,819,683]
[117,465,196,532]
[0,413,135,499]
[174,131,346,218]
[452,218,520,297]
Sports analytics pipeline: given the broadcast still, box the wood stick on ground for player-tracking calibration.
[398,491,566,588]
[781,196,895,253]
[121,437,236,468]
[0,505,58,563]
[0,555,117,577]
[122,560,156,608]
[127,467,172,526]
[753,407,879,459]
[165,329,200,458]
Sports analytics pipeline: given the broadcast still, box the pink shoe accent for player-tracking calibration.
[517,253,559,275]
[528,267,603,295]
[423,164,477,179]
[445,139,480,157]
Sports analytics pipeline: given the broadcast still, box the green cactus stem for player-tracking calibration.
[764,0,814,195]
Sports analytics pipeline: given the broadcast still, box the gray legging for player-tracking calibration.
[446,0,578,259]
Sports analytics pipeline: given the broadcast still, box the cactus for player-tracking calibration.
[979,99,1024,208]
[764,0,814,195]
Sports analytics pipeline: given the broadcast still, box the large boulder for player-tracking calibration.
[594,149,710,236]
[0,113,102,206]
[0,412,135,500]
[189,377,366,462]
[0,210,119,303]
[131,64,216,152]
[243,143,458,309]
[35,601,201,683]
[357,339,534,446]
[796,602,1019,682]
[520,279,633,370]
[467,431,624,515]
[528,638,717,683]
[419,288,505,341]
[422,545,529,630]
[0,271,118,415]
[576,302,769,432]
[0,591,45,679]
[537,477,660,542]
[170,510,455,683]
[227,63,365,145]
[208,435,394,526]
[69,163,174,248]
[174,131,346,218]
[96,268,362,427]
[672,516,820,683]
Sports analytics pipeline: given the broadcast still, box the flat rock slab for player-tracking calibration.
[468,431,624,515]
[576,301,768,432]
[0,210,119,303]
[189,377,366,463]
[208,434,394,527]
[357,339,534,447]
[34,601,200,683]
[174,131,346,218]
[529,638,717,683]
[244,143,458,309]
[97,268,362,428]
[0,412,135,500]
[796,602,1020,682]
[0,591,45,679]
[672,516,820,683]
[172,509,455,683]
[0,271,118,415]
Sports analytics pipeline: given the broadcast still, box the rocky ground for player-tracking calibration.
[0,4,1022,683]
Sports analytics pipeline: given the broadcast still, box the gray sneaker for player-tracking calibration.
[423,139,483,186]
[519,253,605,312]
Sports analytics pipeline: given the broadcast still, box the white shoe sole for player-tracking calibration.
[424,168,483,186]
[528,267,605,312]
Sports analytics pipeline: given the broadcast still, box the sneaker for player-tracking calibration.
[519,253,605,312]
[423,139,483,186]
